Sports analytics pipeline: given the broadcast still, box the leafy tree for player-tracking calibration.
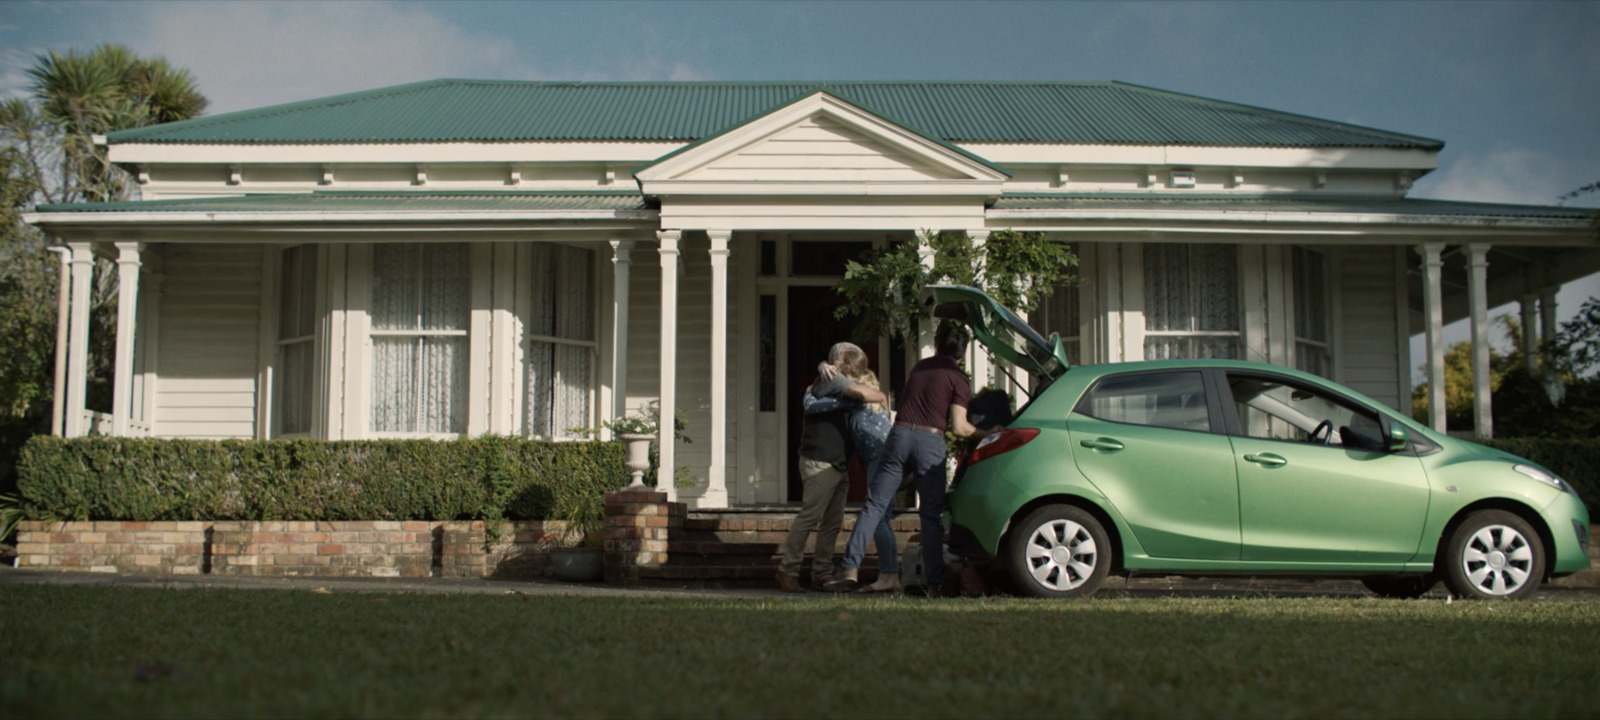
[0,45,206,501]
[834,229,1077,343]
[1411,338,1508,432]
[1414,308,1600,438]
[1547,295,1600,378]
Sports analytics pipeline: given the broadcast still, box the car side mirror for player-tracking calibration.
[1386,425,1410,453]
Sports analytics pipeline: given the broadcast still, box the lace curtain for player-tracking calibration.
[276,246,318,435]
[1293,247,1330,376]
[526,244,595,438]
[370,244,469,434]
[1143,243,1240,360]
[1040,270,1081,365]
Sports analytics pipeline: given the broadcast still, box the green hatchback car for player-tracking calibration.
[927,285,1592,600]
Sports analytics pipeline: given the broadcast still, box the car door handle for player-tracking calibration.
[1243,452,1288,468]
[1079,438,1125,452]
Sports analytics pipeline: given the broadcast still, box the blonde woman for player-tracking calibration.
[809,343,901,594]
[777,342,888,592]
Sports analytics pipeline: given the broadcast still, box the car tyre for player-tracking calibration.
[1006,504,1110,598]
[1441,510,1545,601]
[1360,574,1437,599]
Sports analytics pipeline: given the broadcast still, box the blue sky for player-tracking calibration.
[3,0,1597,367]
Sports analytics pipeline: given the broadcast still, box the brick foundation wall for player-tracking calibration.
[603,489,685,585]
[14,520,575,579]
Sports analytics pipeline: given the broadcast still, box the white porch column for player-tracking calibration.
[968,229,991,391]
[703,229,732,508]
[139,262,164,435]
[1466,244,1492,438]
[1539,288,1559,370]
[1519,293,1539,371]
[1417,243,1447,433]
[657,230,681,502]
[63,242,95,438]
[112,242,143,436]
[917,234,937,358]
[608,239,634,441]
[46,246,71,436]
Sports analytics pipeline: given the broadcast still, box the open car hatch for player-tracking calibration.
[921,284,1070,384]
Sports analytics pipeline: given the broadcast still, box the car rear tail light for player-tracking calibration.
[966,428,1040,466]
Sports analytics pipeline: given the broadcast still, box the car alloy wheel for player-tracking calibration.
[1442,510,1545,601]
[1007,504,1110,598]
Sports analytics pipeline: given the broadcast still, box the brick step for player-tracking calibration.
[679,529,921,545]
[668,540,778,555]
[684,517,922,533]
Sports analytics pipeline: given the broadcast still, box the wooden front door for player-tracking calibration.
[785,285,876,502]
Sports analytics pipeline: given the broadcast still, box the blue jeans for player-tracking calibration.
[843,426,946,584]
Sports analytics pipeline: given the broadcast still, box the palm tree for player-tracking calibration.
[0,45,207,431]
[26,43,207,203]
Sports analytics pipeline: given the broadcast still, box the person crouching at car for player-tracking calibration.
[827,322,993,596]
[776,342,889,593]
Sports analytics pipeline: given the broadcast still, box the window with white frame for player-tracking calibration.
[1143,243,1240,360]
[1036,245,1081,365]
[525,244,596,439]
[275,245,318,436]
[369,243,470,435]
[1293,247,1331,377]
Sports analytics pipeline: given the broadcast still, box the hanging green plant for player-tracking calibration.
[834,229,1077,342]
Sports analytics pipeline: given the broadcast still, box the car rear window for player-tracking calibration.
[1074,371,1212,432]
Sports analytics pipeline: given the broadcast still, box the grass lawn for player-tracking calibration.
[2,585,1596,719]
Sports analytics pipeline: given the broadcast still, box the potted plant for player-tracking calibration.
[602,401,692,490]
[549,489,605,582]
[604,413,657,488]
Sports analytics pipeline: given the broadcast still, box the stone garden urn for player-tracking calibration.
[619,433,655,488]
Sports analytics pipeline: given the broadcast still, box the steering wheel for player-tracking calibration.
[1308,420,1333,445]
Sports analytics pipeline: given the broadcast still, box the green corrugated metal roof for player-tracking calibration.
[104,80,1444,149]
[31,190,651,214]
[993,194,1597,219]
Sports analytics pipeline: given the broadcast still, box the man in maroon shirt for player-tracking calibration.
[826,321,987,596]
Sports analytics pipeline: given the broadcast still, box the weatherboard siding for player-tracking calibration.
[1337,246,1403,410]
[155,245,263,439]
[687,117,962,182]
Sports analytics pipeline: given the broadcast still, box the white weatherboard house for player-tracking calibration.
[24,81,1599,508]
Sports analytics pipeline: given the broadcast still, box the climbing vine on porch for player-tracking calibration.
[833,229,1078,343]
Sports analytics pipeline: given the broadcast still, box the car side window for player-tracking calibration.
[1225,373,1384,450]
[1075,371,1212,432]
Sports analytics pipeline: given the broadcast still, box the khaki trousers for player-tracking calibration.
[778,456,849,580]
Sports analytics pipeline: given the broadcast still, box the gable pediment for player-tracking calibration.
[636,91,1009,196]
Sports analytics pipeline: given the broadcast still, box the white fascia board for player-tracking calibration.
[23,209,659,226]
[962,144,1438,170]
[989,207,1590,228]
[636,92,1010,183]
[108,141,687,165]
[638,179,1007,196]
[986,209,1594,241]
[1006,225,1595,245]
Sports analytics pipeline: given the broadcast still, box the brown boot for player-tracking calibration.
[776,571,803,593]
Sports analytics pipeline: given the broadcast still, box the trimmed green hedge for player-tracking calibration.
[1480,437,1600,515]
[17,436,626,522]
